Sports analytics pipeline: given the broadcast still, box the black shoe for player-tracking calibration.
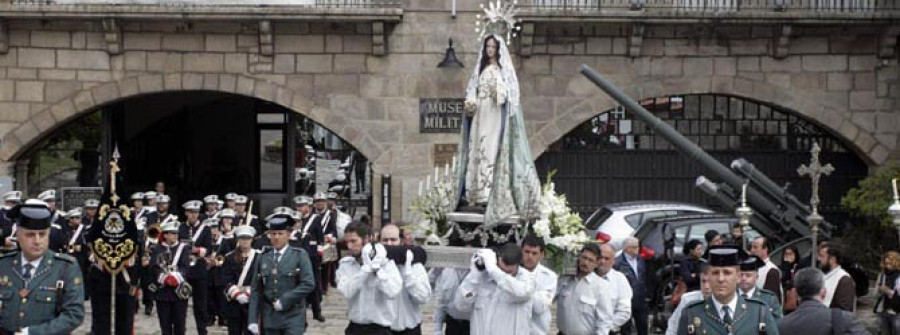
[144,306,153,316]
[314,314,326,323]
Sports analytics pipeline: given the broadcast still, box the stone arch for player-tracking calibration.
[531,75,890,165]
[0,73,387,167]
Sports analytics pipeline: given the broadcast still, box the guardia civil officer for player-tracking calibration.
[247,213,316,335]
[0,200,85,334]
[739,255,783,321]
[292,195,325,323]
[677,245,779,335]
[179,200,213,335]
[150,220,191,335]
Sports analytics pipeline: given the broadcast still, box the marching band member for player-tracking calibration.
[222,225,259,335]
[201,195,219,221]
[455,244,535,335]
[219,208,237,240]
[206,217,231,327]
[224,193,238,210]
[62,208,89,296]
[145,194,173,225]
[291,196,326,322]
[144,192,159,213]
[37,189,67,253]
[82,199,100,228]
[132,192,151,222]
[381,224,431,335]
[313,192,338,292]
[179,200,213,335]
[150,221,192,335]
[337,221,402,335]
[0,191,23,254]
[234,196,261,235]
[247,213,316,335]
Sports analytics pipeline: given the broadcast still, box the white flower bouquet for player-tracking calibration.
[532,171,591,271]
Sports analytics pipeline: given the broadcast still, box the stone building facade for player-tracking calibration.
[0,0,897,220]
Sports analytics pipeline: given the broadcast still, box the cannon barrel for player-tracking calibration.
[579,64,823,243]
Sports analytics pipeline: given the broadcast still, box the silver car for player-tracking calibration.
[583,201,713,250]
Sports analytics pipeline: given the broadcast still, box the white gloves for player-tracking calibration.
[403,249,414,275]
[248,323,259,335]
[372,243,388,269]
[226,285,239,298]
[236,294,249,304]
[479,249,498,273]
[361,243,374,272]
[274,299,283,311]
[157,273,166,285]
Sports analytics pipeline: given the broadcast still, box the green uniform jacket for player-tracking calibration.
[747,288,783,322]
[248,246,315,331]
[677,294,780,335]
[0,250,85,334]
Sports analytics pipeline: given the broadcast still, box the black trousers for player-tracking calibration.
[189,277,209,335]
[391,324,422,335]
[346,322,392,335]
[226,304,250,335]
[207,283,227,324]
[308,257,323,317]
[620,304,649,335]
[90,292,136,335]
[444,316,470,335]
[157,299,188,335]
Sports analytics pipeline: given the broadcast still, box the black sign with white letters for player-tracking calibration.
[420,98,464,133]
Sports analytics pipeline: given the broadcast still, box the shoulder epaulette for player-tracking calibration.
[0,251,18,259]
[758,288,777,298]
[685,298,707,309]
[259,246,273,253]
[53,252,76,263]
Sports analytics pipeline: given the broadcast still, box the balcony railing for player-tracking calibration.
[521,0,894,12]
[12,0,401,7]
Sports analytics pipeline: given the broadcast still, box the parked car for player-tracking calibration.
[631,213,760,331]
[583,201,713,250]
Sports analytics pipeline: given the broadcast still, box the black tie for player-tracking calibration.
[275,251,282,263]
[722,305,733,325]
[23,264,34,280]
[742,293,750,300]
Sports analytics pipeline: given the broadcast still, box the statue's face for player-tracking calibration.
[485,38,498,60]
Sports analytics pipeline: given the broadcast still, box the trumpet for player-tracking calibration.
[146,224,161,241]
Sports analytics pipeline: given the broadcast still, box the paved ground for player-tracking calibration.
[74,286,880,335]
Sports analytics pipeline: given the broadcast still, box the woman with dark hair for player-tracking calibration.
[680,239,704,291]
[780,244,800,312]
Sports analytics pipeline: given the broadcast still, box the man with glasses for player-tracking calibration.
[556,242,617,335]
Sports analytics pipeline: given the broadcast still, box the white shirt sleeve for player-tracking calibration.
[532,269,557,316]
[336,257,370,299]
[405,263,432,305]
[611,272,633,329]
[375,261,403,299]
[455,270,484,313]
[489,268,535,303]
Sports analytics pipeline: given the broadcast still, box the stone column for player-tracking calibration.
[0,160,15,194]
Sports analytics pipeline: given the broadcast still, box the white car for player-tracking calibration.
[583,201,713,251]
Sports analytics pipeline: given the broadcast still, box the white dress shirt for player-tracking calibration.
[528,263,558,335]
[19,255,42,279]
[390,263,431,331]
[556,272,612,335]
[712,294,738,322]
[666,290,704,335]
[336,256,403,327]
[455,266,535,335]
[625,254,639,279]
[433,268,471,335]
[600,268,633,331]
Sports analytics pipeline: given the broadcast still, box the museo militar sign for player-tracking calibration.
[420,98,464,133]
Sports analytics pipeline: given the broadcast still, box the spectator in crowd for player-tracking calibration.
[704,230,723,248]
[777,268,868,334]
[818,243,856,312]
[876,250,900,334]
[751,237,783,303]
[680,239,704,291]
[780,245,800,313]
[616,237,648,335]
[597,243,633,333]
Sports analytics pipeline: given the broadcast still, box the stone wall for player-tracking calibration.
[0,8,897,220]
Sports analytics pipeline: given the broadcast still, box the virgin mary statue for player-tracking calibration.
[450,34,541,227]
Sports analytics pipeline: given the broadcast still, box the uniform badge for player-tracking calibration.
[74,277,82,285]
[693,317,702,328]
[0,276,8,286]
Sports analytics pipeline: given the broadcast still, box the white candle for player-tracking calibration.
[451,156,457,172]
[444,163,450,177]
[426,176,431,191]
[418,180,423,196]
[434,167,439,181]
[893,178,899,200]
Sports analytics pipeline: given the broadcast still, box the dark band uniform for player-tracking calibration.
[248,214,316,335]
[0,202,85,335]
[221,225,260,335]
[677,246,779,335]
[739,256,783,322]
[178,201,213,335]
[150,224,192,335]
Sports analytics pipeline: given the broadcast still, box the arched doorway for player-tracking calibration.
[535,94,868,226]
[23,91,372,216]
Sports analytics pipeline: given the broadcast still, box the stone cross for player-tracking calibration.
[797,142,834,215]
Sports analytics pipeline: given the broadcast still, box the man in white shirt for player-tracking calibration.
[455,244,535,335]
[751,237,783,303]
[520,235,557,335]
[666,262,710,335]
[380,224,431,334]
[596,243,633,333]
[432,267,471,335]
[336,221,402,335]
[556,243,617,335]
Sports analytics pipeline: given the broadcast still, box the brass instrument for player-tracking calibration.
[215,255,226,267]
[146,224,161,241]
[239,201,254,226]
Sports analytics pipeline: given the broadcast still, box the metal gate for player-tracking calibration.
[534,94,870,226]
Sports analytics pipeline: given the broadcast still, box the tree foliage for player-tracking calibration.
[841,164,900,228]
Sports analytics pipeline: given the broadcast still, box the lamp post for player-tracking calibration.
[889,178,900,245]
[734,183,752,251]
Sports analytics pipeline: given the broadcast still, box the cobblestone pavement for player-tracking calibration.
[73,287,881,335]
